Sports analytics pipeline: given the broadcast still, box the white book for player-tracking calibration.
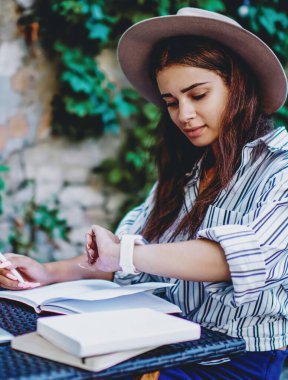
[12,332,156,372]
[0,327,14,343]
[37,308,201,357]
[0,279,178,314]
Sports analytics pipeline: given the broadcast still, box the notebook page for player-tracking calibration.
[0,279,119,306]
[42,292,181,314]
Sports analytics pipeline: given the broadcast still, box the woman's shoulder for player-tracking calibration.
[263,126,288,153]
[246,126,288,153]
[262,128,288,173]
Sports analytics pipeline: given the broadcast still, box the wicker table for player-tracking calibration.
[0,299,246,380]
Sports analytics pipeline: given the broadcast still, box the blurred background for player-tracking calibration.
[0,0,287,264]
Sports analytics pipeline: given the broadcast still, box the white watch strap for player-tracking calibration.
[119,234,145,275]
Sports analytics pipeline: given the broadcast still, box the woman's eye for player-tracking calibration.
[166,101,178,108]
[193,93,206,100]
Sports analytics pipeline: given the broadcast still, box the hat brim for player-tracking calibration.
[117,15,287,114]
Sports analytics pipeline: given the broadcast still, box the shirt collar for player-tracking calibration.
[244,126,288,152]
[185,127,288,182]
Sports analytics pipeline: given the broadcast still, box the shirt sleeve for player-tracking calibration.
[114,182,158,285]
[197,162,288,307]
[115,182,157,238]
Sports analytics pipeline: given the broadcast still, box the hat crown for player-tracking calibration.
[177,7,241,28]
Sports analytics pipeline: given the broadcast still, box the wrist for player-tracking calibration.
[43,262,59,285]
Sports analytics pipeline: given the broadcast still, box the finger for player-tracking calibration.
[90,224,103,235]
[2,254,32,270]
[90,239,97,250]
[114,235,120,243]
[4,272,38,289]
[86,240,96,252]
[0,275,20,290]
[86,231,97,252]
[86,229,98,265]
[18,282,41,289]
[87,248,98,265]
[87,227,94,235]
[86,228,96,241]
[86,232,93,244]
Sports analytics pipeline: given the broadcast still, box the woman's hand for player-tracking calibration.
[85,225,121,272]
[0,254,52,290]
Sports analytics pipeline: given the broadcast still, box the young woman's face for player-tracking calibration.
[156,65,229,148]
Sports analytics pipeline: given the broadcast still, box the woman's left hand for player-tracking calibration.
[85,225,121,272]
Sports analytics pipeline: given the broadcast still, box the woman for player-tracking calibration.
[1,8,288,380]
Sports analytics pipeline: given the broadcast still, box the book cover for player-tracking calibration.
[12,332,156,372]
[37,308,201,357]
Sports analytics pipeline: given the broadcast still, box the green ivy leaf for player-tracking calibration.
[157,0,170,16]
[90,4,105,20]
[259,7,288,36]
[197,0,226,12]
[102,109,117,123]
[87,22,110,42]
[62,71,95,93]
[108,168,123,184]
[143,103,159,121]
[114,93,138,118]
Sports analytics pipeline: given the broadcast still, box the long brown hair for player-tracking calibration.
[141,36,273,242]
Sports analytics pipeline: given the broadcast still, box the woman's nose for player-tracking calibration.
[178,101,196,124]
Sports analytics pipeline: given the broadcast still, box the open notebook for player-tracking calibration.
[0,279,180,314]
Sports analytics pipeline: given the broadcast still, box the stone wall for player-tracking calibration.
[0,1,126,262]
[1,133,125,262]
[0,0,54,159]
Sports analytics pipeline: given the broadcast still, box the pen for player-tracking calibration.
[0,252,25,283]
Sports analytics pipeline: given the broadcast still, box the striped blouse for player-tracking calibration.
[114,126,288,352]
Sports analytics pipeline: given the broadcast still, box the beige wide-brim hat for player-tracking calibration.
[117,7,287,114]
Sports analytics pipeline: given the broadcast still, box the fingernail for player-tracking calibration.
[18,282,41,289]
[29,283,41,288]
[18,282,40,289]
[18,282,30,288]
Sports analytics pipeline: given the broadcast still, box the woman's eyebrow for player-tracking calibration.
[161,82,208,98]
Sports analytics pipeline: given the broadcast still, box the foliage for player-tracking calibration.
[19,0,230,138]
[100,96,160,228]
[0,180,70,261]
[19,0,288,226]
[8,199,70,261]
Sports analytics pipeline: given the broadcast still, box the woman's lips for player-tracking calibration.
[183,125,206,138]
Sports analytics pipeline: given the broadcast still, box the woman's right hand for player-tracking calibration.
[0,253,53,290]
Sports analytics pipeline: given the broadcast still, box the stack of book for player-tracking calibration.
[4,279,201,372]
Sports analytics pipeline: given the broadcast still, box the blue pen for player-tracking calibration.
[0,252,25,283]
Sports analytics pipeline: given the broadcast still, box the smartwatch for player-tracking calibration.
[119,234,146,275]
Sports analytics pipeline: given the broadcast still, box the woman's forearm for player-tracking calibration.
[133,239,231,282]
[44,254,113,283]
